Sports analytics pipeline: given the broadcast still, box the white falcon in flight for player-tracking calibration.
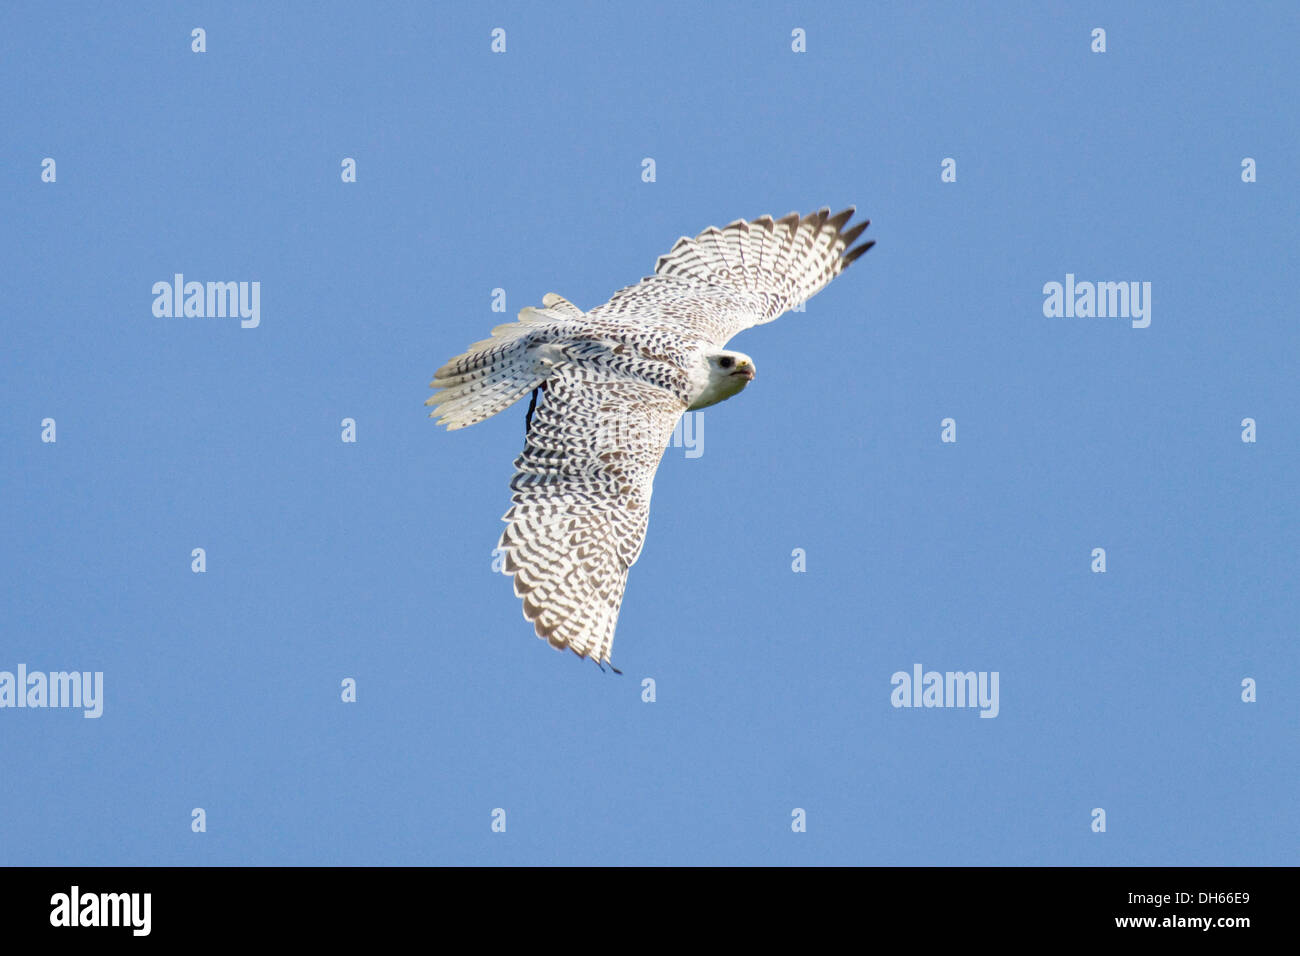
[428,208,873,671]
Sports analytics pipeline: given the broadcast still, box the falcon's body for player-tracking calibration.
[428,208,873,668]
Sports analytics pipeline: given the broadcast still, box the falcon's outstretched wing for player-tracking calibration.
[593,206,873,349]
[497,367,686,666]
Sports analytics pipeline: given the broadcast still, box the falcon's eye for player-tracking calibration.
[718,356,734,369]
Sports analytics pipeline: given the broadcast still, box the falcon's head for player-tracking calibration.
[687,350,756,410]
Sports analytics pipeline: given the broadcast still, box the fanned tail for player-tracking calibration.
[426,304,571,430]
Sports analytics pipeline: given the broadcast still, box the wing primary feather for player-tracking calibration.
[842,240,876,267]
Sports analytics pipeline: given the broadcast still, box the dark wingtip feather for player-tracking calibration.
[826,207,855,232]
[776,211,801,236]
[839,219,871,247]
[842,239,876,267]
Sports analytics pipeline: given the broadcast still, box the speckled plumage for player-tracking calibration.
[427,208,874,668]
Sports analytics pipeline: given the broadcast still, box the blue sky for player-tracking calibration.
[2,1,1296,865]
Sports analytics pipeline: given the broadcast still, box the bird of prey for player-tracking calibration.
[427,207,873,670]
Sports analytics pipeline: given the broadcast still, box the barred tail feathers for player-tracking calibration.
[426,306,563,430]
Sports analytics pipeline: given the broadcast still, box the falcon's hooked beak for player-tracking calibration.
[730,363,755,381]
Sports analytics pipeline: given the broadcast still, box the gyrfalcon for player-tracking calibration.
[428,208,873,670]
